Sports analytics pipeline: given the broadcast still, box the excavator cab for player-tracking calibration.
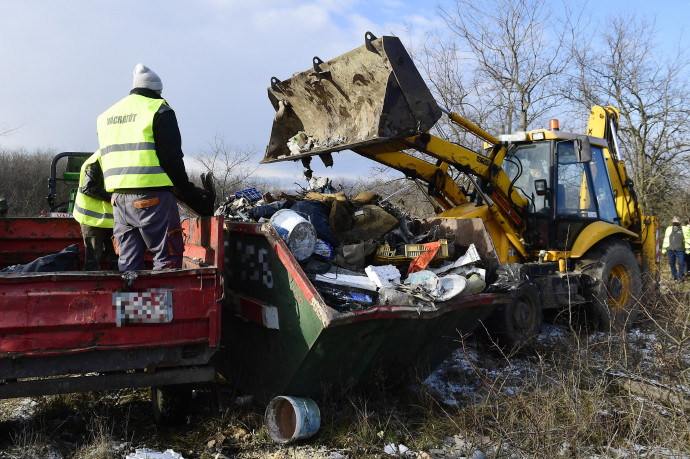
[553,139,619,250]
[504,134,620,253]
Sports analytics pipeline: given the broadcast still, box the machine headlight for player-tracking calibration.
[498,132,527,142]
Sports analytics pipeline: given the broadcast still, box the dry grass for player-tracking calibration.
[310,283,690,457]
[420,285,690,457]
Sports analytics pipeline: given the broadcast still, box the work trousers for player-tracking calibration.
[112,190,184,271]
[80,224,118,271]
[668,250,686,280]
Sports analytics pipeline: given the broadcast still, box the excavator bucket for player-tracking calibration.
[263,32,442,164]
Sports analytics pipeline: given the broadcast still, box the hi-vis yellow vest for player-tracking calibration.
[73,151,114,228]
[96,94,174,192]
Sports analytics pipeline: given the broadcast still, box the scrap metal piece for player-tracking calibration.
[432,243,481,276]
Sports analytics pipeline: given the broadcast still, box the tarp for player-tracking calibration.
[1,244,80,273]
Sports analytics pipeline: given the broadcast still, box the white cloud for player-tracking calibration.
[0,0,436,179]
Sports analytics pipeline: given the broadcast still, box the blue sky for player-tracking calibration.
[0,0,687,183]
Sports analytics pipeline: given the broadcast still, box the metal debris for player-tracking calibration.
[212,178,507,313]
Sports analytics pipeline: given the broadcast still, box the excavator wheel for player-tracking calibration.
[578,239,641,331]
[485,283,543,351]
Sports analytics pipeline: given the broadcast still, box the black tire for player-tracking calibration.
[578,239,641,331]
[151,384,193,426]
[486,283,543,351]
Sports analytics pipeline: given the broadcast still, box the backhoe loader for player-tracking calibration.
[262,32,659,347]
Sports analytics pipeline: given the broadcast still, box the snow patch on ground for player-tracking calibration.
[424,322,689,406]
[0,397,39,421]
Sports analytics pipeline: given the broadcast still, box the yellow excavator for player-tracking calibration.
[263,32,659,346]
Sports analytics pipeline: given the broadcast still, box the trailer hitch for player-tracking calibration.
[122,271,138,289]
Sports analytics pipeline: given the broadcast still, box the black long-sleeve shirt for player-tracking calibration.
[81,160,111,202]
[129,88,194,194]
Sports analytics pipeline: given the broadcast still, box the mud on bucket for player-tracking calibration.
[265,396,321,443]
[269,209,316,260]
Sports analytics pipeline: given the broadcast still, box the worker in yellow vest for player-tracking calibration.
[661,216,690,281]
[685,217,690,279]
[97,63,214,271]
[73,151,118,270]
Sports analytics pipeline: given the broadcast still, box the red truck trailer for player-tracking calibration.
[0,216,223,423]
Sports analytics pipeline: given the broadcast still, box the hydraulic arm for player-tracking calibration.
[587,106,643,232]
[262,33,529,255]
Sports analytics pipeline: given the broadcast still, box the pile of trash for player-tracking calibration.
[216,177,492,312]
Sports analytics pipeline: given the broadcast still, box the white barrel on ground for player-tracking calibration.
[269,209,316,260]
[265,395,321,443]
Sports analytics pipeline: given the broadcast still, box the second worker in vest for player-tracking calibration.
[97,63,215,271]
[73,151,119,271]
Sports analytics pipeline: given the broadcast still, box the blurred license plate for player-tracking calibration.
[113,289,173,326]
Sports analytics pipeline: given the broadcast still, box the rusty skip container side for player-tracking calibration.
[0,217,224,399]
[220,218,509,402]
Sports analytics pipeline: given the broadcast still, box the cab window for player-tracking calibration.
[589,147,618,223]
[504,142,550,213]
[556,142,596,218]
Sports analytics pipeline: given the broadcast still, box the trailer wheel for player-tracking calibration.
[151,384,193,426]
[579,239,641,331]
[486,283,543,351]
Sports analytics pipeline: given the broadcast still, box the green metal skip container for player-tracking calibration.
[219,218,510,402]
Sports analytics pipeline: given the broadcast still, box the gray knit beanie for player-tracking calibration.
[132,63,163,91]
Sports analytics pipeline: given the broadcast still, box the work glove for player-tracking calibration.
[197,172,216,216]
[175,173,217,217]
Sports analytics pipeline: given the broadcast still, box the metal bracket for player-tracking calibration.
[311,57,331,83]
[270,77,282,93]
[365,31,378,52]
[122,271,138,289]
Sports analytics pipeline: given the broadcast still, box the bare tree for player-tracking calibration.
[405,0,583,211]
[433,0,583,134]
[193,134,259,200]
[566,15,690,217]
[415,33,481,145]
[0,123,21,139]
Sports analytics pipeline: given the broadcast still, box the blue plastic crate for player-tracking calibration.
[234,187,262,202]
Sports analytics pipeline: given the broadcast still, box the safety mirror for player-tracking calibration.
[574,135,592,163]
[534,179,547,196]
